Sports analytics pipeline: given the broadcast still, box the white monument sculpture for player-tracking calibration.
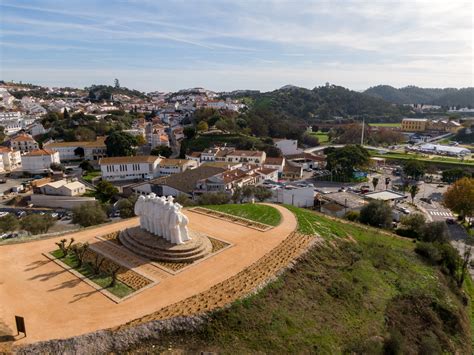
[135,194,191,245]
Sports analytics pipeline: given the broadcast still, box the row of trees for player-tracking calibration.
[0,213,56,235]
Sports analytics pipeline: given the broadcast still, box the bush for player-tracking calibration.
[344,211,359,221]
[72,202,108,227]
[400,213,426,237]
[359,200,392,229]
[415,242,442,263]
[197,192,230,205]
[420,221,449,243]
[0,214,19,232]
[116,196,136,218]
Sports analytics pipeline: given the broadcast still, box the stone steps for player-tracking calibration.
[119,227,212,263]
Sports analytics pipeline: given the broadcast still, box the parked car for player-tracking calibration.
[446,218,455,225]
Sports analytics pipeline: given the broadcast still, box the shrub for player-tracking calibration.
[359,200,392,228]
[344,211,359,222]
[415,242,442,263]
[72,202,108,227]
[420,221,449,243]
[20,214,56,235]
[197,192,230,205]
[0,214,19,232]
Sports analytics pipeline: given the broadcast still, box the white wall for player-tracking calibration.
[272,186,314,207]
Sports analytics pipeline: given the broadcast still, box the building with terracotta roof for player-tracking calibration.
[264,156,286,173]
[10,133,39,153]
[21,149,60,173]
[0,146,21,171]
[225,150,266,165]
[99,155,162,182]
[158,158,197,176]
[44,137,107,161]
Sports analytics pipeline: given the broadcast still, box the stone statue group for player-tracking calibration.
[134,194,191,245]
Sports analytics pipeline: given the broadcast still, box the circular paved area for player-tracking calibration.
[0,204,296,345]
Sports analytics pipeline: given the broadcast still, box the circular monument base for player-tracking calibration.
[119,226,212,263]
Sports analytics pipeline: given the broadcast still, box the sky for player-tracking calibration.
[0,0,472,92]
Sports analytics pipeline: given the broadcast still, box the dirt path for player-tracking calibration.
[0,204,296,345]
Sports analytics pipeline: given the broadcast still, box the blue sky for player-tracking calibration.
[0,0,472,92]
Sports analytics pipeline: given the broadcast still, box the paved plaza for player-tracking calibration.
[0,204,297,345]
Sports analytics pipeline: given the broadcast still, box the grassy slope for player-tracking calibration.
[204,204,282,226]
[130,206,471,354]
[370,151,474,167]
[309,131,330,144]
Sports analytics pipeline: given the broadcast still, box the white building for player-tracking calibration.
[271,186,314,207]
[39,180,86,197]
[158,159,197,176]
[9,133,39,153]
[44,137,107,161]
[225,150,266,165]
[274,139,303,155]
[21,149,61,173]
[99,155,162,182]
[0,147,21,171]
[263,157,286,173]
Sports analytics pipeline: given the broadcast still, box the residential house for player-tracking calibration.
[158,159,197,176]
[264,156,286,174]
[273,138,303,155]
[132,165,227,197]
[21,149,60,173]
[9,133,39,153]
[0,147,21,171]
[99,155,162,182]
[38,180,86,197]
[225,150,266,165]
[281,164,303,180]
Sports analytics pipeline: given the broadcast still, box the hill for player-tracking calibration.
[364,85,474,107]
[233,85,410,124]
[128,206,472,354]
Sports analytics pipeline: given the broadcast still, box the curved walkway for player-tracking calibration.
[0,204,296,345]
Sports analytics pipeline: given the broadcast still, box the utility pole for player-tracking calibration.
[360,117,365,145]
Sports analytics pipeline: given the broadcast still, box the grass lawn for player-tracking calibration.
[82,170,101,183]
[309,131,330,144]
[50,249,134,298]
[204,204,282,226]
[368,123,401,128]
[131,206,471,354]
[370,150,474,167]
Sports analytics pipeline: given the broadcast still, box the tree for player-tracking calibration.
[372,177,379,191]
[150,146,172,158]
[232,186,242,203]
[409,184,419,203]
[21,214,56,235]
[114,78,120,88]
[72,202,108,227]
[55,238,75,258]
[359,200,392,228]
[197,192,230,205]
[183,126,196,139]
[442,168,470,184]
[92,254,106,274]
[0,126,5,144]
[79,160,94,172]
[254,186,273,202]
[174,194,195,207]
[420,221,449,243]
[325,145,370,179]
[400,213,426,237]
[242,185,255,202]
[109,266,121,287]
[95,180,119,203]
[74,147,85,158]
[302,134,319,147]
[0,214,19,232]
[50,162,65,172]
[105,131,137,157]
[443,177,474,223]
[197,121,209,132]
[71,242,89,267]
[403,159,426,180]
[63,107,70,120]
[116,196,136,218]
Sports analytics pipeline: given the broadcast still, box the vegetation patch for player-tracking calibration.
[50,249,134,298]
[203,204,281,226]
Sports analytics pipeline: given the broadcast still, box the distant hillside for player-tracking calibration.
[364,85,474,107]
[231,85,410,123]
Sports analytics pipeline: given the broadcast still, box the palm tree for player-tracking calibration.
[372,177,379,191]
[409,185,419,203]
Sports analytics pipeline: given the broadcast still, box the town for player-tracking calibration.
[1,0,474,352]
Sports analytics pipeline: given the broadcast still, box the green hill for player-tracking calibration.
[364,85,473,107]
[128,206,472,354]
